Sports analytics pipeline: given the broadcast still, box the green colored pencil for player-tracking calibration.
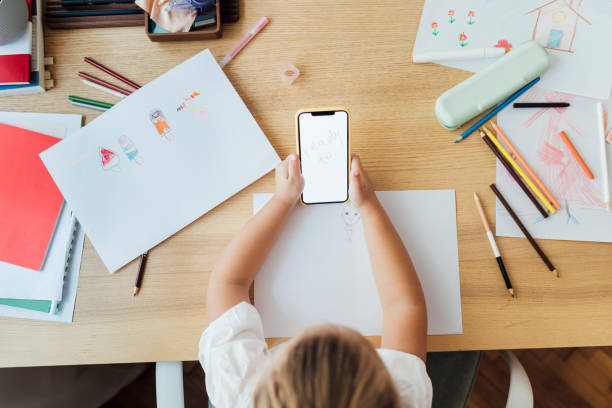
[68,96,114,109]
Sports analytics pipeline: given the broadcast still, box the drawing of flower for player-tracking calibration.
[448,9,455,23]
[467,10,475,24]
[431,21,439,36]
[459,32,468,47]
[494,39,513,50]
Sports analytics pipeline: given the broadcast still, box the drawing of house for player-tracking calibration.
[527,0,591,53]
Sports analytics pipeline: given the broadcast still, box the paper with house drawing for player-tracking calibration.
[413,0,612,99]
[495,87,612,242]
[40,49,280,273]
[253,191,462,338]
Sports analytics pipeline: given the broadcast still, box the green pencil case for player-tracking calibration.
[435,40,550,130]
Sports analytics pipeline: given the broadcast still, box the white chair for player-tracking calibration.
[154,350,533,408]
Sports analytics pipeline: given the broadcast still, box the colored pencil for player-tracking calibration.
[513,102,569,108]
[80,78,126,99]
[483,126,556,214]
[68,95,114,109]
[219,17,269,68]
[473,192,515,298]
[558,130,594,179]
[455,77,540,143]
[71,101,108,112]
[84,57,141,90]
[596,103,610,211]
[490,121,561,210]
[46,9,142,17]
[490,183,558,278]
[480,129,548,218]
[78,72,131,96]
[133,251,149,296]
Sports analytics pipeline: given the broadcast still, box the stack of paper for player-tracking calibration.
[0,112,85,323]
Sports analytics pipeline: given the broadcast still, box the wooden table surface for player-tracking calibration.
[1,0,611,368]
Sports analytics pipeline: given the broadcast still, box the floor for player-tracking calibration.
[103,347,612,408]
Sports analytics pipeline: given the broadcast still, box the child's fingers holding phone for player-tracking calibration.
[349,154,378,210]
[274,153,305,206]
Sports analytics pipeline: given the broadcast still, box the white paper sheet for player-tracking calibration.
[413,0,612,99]
[495,87,612,242]
[0,222,85,323]
[254,191,462,338]
[41,49,281,273]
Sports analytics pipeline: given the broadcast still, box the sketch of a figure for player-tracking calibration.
[522,90,603,213]
[150,109,173,141]
[342,203,361,242]
[527,0,591,53]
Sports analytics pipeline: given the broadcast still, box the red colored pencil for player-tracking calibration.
[84,57,141,90]
[78,72,132,96]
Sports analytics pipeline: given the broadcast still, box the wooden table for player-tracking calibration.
[1,0,611,368]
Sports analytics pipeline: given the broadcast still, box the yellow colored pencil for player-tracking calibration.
[482,126,556,214]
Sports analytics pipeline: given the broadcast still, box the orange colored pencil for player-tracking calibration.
[558,131,594,179]
[491,122,561,210]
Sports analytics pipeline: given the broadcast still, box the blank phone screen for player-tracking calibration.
[298,110,349,204]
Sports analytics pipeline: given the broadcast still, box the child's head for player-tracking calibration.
[254,324,400,408]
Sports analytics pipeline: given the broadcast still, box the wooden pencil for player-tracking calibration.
[473,192,515,298]
[483,126,556,214]
[78,72,132,96]
[133,251,149,296]
[480,129,549,218]
[558,130,594,179]
[84,57,141,90]
[490,121,561,210]
[490,183,558,278]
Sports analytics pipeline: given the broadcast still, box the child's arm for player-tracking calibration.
[349,155,428,361]
[206,154,304,323]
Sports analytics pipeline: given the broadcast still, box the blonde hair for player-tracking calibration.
[254,325,400,408]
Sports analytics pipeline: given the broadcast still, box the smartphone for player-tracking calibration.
[296,107,350,205]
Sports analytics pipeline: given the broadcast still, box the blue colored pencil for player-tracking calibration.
[454,77,540,143]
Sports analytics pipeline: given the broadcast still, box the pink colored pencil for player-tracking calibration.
[490,121,561,210]
[219,17,269,68]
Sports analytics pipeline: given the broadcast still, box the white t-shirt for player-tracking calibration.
[199,302,433,408]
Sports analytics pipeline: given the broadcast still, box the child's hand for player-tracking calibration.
[274,153,305,206]
[349,154,378,210]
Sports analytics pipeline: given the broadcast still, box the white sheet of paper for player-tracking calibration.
[0,223,85,323]
[413,0,612,99]
[495,87,612,242]
[41,49,280,273]
[253,191,462,338]
[0,113,82,300]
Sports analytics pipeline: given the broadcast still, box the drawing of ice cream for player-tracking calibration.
[342,203,361,242]
[118,135,143,164]
[150,109,173,141]
[177,91,208,120]
[100,147,120,172]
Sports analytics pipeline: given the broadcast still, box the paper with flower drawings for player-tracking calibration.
[253,191,462,337]
[495,87,612,242]
[40,49,280,273]
[413,0,612,99]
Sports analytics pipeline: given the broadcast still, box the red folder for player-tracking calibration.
[0,54,30,85]
[0,123,64,270]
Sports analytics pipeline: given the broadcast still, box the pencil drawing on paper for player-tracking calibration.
[521,90,603,222]
[118,135,143,164]
[100,147,120,172]
[177,91,208,120]
[342,203,361,243]
[432,21,439,36]
[150,109,173,141]
[527,0,591,53]
[302,129,343,165]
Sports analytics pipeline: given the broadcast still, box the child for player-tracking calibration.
[200,154,432,408]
